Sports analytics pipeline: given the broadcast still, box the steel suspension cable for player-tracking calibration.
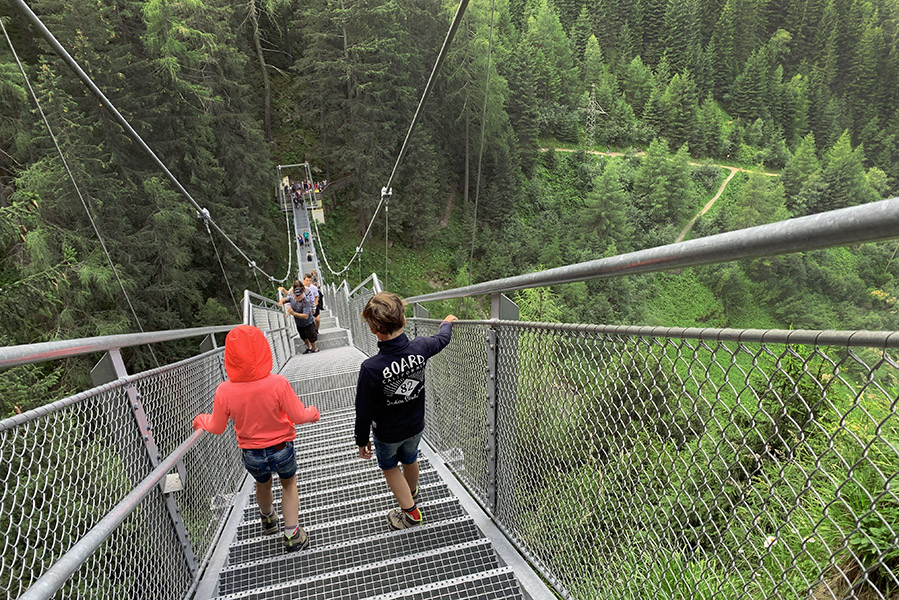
[467,0,496,289]
[203,223,241,319]
[2,17,160,366]
[384,0,471,194]
[318,0,471,278]
[8,0,289,285]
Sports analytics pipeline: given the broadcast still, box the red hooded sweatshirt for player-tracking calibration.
[192,325,319,448]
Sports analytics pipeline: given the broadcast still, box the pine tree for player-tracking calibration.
[640,0,668,66]
[816,130,879,212]
[507,35,542,171]
[694,94,725,157]
[659,72,698,150]
[582,35,606,85]
[846,19,886,135]
[633,138,698,227]
[725,172,789,230]
[622,56,653,118]
[526,0,579,106]
[570,6,593,67]
[782,132,820,209]
[662,0,698,75]
[585,159,633,250]
[704,1,736,99]
[729,48,770,120]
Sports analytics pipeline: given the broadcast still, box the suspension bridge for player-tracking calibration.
[3,0,899,598]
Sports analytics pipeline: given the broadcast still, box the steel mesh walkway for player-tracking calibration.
[194,315,541,600]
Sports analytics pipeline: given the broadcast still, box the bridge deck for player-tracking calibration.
[193,332,553,600]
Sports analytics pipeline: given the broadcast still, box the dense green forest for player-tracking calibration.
[1,0,898,416]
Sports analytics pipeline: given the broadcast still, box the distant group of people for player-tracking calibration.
[193,289,458,553]
[283,179,328,209]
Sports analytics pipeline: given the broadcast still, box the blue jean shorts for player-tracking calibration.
[241,441,297,483]
[373,431,423,470]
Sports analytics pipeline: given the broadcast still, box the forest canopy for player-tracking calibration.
[1,0,898,413]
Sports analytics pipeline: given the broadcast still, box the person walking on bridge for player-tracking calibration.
[192,325,320,552]
[354,292,457,530]
[279,282,318,354]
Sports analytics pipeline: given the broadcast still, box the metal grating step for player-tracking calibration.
[296,437,366,460]
[294,455,373,479]
[291,369,359,394]
[240,458,434,519]
[293,444,382,469]
[220,517,483,596]
[238,481,454,539]
[218,539,500,600]
[239,469,443,526]
[294,408,356,441]
[360,568,523,600]
[297,456,431,492]
[227,496,467,567]
[290,385,355,413]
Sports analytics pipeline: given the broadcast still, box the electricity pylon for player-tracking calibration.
[585,83,607,149]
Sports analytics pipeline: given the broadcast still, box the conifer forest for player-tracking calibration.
[1,0,898,414]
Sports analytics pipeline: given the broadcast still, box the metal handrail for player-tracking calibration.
[18,430,205,600]
[349,273,383,297]
[408,318,899,348]
[0,325,238,370]
[406,197,899,303]
[246,289,284,308]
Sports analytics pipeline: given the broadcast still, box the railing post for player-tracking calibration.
[108,348,198,574]
[486,327,498,512]
[488,293,518,514]
[412,303,429,338]
[242,289,252,326]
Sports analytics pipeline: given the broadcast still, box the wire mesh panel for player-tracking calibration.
[249,304,292,372]
[485,323,899,600]
[329,285,377,357]
[0,348,245,600]
[0,386,146,599]
[130,352,243,563]
[416,320,492,506]
[350,288,377,357]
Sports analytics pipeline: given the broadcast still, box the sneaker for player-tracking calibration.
[411,486,420,502]
[260,510,279,535]
[284,526,309,552]
[387,508,422,530]
[302,348,312,354]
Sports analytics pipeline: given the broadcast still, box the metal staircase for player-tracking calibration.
[194,310,539,600]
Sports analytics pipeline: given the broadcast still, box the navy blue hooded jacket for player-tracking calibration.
[354,322,452,447]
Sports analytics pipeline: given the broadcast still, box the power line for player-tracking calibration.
[2,16,160,367]
[7,0,289,285]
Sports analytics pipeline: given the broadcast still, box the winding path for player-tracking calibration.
[542,147,779,241]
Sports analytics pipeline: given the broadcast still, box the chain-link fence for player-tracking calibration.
[0,349,244,600]
[411,318,899,600]
[327,282,378,358]
[0,295,294,600]
[246,291,294,372]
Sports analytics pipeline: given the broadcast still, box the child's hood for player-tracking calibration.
[224,325,272,382]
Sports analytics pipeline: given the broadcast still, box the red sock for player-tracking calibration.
[402,504,421,521]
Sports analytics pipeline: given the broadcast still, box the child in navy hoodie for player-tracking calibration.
[354,292,457,529]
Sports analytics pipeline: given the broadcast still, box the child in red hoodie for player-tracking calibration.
[193,325,320,552]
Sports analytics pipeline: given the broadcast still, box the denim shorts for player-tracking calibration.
[241,442,297,483]
[373,431,422,470]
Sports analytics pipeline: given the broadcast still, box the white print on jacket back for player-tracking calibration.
[382,354,426,406]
